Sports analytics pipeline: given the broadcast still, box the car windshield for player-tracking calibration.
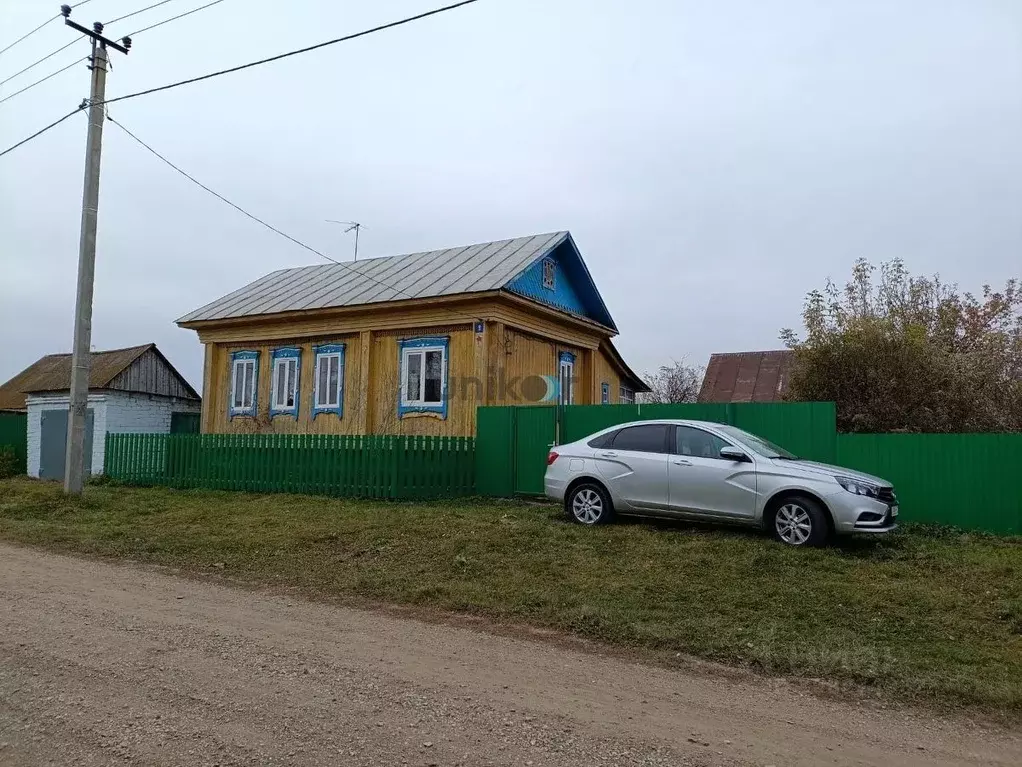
[715,425,798,459]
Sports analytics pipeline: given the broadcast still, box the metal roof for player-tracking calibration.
[697,350,795,403]
[178,231,572,324]
[0,344,200,412]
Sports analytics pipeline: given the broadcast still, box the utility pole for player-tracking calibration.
[60,5,131,495]
[326,220,366,261]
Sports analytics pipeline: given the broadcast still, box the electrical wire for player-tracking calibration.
[0,37,82,88]
[106,0,177,26]
[0,0,94,58]
[0,56,89,107]
[104,0,481,106]
[107,116,486,320]
[126,0,226,37]
[0,106,84,159]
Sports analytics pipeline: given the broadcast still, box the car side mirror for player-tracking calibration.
[720,446,751,463]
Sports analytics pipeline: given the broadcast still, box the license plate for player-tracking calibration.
[890,505,899,517]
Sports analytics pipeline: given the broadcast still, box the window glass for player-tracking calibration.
[715,425,797,459]
[405,352,422,401]
[233,363,245,408]
[424,350,443,403]
[315,353,342,408]
[619,386,635,404]
[285,359,296,407]
[675,426,729,458]
[543,259,556,289]
[559,358,573,405]
[588,431,617,448]
[610,424,668,453]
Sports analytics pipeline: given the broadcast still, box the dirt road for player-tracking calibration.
[0,543,1018,767]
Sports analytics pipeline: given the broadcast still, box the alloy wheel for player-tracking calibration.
[775,502,812,545]
[572,488,603,524]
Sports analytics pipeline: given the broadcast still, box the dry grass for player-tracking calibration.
[1,477,1020,714]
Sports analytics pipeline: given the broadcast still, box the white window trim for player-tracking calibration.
[559,355,574,405]
[400,344,447,407]
[270,356,299,412]
[313,352,343,409]
[231,358,256,413]
[620,386,635,404]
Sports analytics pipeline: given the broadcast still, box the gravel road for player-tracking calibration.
[0,542,1018,767]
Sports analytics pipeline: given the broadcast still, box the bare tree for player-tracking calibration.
[641,360,704,404]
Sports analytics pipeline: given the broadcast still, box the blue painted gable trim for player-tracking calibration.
[503,234,617,330]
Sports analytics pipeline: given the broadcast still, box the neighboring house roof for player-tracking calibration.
[177,231,618,331]
[698,350,794,403]
[0,344,200,412]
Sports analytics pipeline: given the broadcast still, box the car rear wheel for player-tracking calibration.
[567,482,613,525]
[771,496,829,547]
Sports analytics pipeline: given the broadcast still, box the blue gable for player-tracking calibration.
[504,235,617,330]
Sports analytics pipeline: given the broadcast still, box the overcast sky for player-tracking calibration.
[1,0,1020,389]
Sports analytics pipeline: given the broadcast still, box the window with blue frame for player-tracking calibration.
[601,382,609,404]
[313,344,345,418]
[399,337,448,418]
[270,347,301,417]
[229,351,258,417]
[558,351,575,405]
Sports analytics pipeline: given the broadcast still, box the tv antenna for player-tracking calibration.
[326,220,366,261]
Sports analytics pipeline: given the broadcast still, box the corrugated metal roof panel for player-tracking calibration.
[178,232,569,324]
[697,350,795,403]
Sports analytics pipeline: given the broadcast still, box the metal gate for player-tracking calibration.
[39,408,94,480]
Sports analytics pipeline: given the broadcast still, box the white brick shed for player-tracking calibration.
[0,344,200,479]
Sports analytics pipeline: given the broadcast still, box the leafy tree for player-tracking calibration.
[781,258,1022,432]
[641,360,703,404]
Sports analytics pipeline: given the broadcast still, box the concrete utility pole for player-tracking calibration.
[61,6,131,495]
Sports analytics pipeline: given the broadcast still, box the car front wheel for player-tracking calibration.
[770,496,830,547]
[567,482,613,525]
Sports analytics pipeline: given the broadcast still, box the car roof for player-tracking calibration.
[584,419,733,436]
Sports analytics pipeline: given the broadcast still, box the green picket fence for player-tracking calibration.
[0,412,28,476]
[105,433,475,500]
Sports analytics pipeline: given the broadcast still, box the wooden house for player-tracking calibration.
[177,231,648,436]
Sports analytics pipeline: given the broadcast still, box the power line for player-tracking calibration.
[104,0,482,106]
[107,116,484,320]
[0,0,94,58]
[0,36,82,88]
[106,0,178,26]
[0,106,84,159]
[126,0,226,37]
[0,56,88,107]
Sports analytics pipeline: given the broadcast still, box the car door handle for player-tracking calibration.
[599,452,618,458]
[672,459,692,466]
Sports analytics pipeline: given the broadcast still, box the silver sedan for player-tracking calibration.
[544,419,898,546]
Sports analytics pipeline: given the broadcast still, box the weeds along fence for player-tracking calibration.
[105,433,475,500]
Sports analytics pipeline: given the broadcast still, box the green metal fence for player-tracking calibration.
[0,412,27,476]
[476,402,837,496]
[105,433,475,500]
[837,433,1022,535]
[474,402,1021,534]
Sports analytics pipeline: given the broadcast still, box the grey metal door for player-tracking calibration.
[39,409,93,480]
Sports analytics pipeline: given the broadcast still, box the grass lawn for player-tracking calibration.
[1,477,1020,716]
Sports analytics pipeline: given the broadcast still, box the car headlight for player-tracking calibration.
[836,476,880,498]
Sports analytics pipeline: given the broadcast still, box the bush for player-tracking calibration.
[0,447,21,479]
